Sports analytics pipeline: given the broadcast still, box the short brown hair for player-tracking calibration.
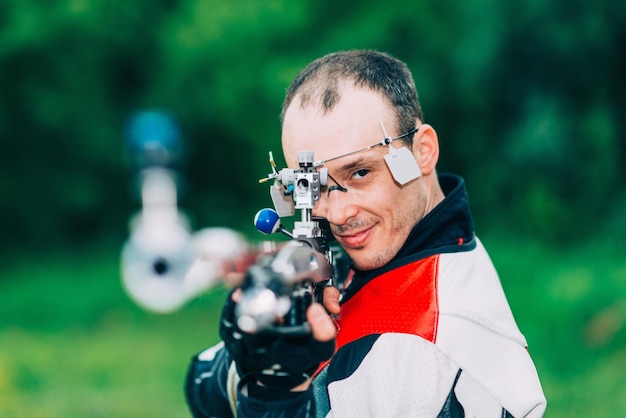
[281,50,423,144]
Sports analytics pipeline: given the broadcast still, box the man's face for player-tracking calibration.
[282,85,427,270]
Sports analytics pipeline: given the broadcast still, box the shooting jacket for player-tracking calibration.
[185,174,547,417]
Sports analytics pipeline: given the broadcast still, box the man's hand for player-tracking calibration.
[307,301,337,342]
[322,285,341,316]
[230,285,340,338]
[283,286,340,391]
[285,300,336,392]
[220,287,337,391]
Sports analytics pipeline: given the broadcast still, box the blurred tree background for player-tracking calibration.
[0,0,624,417]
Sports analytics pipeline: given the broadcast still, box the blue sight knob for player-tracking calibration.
[254,208,281,235]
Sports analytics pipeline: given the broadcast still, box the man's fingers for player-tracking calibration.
[323,286,341,315]
[231,288,243,302]
[307,303,337,342]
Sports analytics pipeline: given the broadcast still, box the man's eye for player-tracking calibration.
[352,169,370,179]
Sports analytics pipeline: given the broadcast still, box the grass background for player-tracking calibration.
[1,235,625,417]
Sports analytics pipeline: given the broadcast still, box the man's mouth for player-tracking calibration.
[334,225,374,249]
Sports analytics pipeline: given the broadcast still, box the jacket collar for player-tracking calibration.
[343,174,475,299]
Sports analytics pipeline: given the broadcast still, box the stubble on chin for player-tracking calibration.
[349,248,396,271]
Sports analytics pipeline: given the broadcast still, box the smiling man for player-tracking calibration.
[186,50,547,417]
[282,81,443,271]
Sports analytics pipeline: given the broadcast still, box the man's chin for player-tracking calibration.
[348,251,387,271]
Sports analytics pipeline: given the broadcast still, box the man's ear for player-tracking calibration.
[413,124,439,176]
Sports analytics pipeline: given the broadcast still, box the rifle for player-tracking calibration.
[120,111,347,327]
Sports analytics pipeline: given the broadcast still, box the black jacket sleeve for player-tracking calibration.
[185,343,235,418]
[185,343,318,418]
[236,374,316,418]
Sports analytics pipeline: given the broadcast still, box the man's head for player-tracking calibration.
[281,50,444,271]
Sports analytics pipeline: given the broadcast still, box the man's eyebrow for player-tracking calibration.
[334,154,382,173]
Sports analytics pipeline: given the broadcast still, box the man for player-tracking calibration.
[185,50,547,417]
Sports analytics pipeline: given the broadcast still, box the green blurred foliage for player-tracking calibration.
[0,0,624,254]
[0,243,228,417]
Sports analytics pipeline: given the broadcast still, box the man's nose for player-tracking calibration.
[313,190,358,226]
